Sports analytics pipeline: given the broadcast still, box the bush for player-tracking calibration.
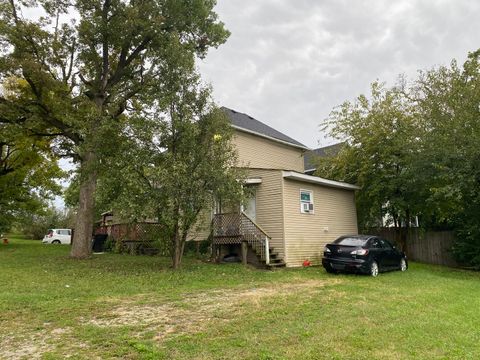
[183,239,211,256]
[452,218,480,269]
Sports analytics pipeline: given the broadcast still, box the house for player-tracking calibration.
[206,108,359,268]
[303,143,344,175]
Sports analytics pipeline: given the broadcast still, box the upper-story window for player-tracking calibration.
[300,189,314,214]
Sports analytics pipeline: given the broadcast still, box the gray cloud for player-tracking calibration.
[199,0,480,148]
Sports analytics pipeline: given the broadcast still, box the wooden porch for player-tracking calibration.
[212,212,285,268]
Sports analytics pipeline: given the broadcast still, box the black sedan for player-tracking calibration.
[322,235,408,277]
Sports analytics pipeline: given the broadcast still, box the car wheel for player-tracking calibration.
[369,261,379,277]
[52,240,61,244]
[400,258,407,272]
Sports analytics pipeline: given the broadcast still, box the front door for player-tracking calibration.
[242,189,256,221]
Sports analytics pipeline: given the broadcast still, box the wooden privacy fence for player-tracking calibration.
[366,228,458,267]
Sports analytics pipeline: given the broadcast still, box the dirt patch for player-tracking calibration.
[0,330,51,360]
[85,279,340,340]
[0,279,341,358]
[0,326,88,360]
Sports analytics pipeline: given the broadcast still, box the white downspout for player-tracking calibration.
[265,236,270,265]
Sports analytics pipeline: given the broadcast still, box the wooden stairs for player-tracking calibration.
[213,212,285,269]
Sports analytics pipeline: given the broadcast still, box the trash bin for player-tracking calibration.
[92,234,108,252]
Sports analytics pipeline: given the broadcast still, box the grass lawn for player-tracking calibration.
[1,236,480,359]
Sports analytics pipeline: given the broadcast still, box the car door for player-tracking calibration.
[368,238,387,269]
[379,239,397,268]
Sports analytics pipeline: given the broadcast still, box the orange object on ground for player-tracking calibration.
[303,259,311,267]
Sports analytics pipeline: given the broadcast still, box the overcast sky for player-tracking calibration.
[198,0,480,148]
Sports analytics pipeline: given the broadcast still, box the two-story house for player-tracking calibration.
[207,108,359,268]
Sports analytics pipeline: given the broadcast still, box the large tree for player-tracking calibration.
[318,49,480,265]
[412,50,480,265]
[0,0,229,257]
[318,81,422,232]
[0,79,63,232]
[93,61,243,268]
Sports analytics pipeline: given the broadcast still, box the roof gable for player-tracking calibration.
[222,107,308,150]
[304,142,345,172]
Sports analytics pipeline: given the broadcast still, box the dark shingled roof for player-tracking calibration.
[304,143,345,173]
[222,107,307,149]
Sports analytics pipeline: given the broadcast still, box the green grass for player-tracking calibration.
[1,236,480,359]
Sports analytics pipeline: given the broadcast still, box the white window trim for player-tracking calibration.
[300,189,314,214]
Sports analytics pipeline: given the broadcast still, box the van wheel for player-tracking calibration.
[52,240,61,244]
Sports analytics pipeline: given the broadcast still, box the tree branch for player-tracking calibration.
[101,0,111,91]
[107,36,152,88]
[8,0,18,22]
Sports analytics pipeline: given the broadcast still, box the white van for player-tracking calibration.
[42,229,72,244]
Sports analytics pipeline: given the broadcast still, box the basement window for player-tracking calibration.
[300,189,314,214]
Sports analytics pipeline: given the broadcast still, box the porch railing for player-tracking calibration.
[213,212,271,265]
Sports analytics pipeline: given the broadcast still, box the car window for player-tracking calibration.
[380,239,394,250]
[334,237,368,246]
[58,230,69,235]
[369,238,382,249]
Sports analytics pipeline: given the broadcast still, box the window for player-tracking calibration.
[380,239,394,250]
[300,189,314,214]
[334,237,367,246]
[369,238,382,248]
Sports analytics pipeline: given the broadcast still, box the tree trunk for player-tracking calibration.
[404,208,411,254]
[393,213,398,229]
[171,213,181,269]
[172,230,182,269]
[172,230,188,269]
[70,151,97,259]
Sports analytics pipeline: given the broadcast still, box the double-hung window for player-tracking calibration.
[300,189,314,214]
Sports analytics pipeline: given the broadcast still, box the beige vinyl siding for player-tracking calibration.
[187,208,212,242]
[234,131,305,172]
[283,179,358,267]
[247,169,286,259]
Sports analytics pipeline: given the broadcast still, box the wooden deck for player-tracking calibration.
[212,212,285,268]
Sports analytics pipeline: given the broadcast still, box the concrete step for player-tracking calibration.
[267,262,286,268]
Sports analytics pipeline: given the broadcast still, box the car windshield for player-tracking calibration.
[334,237,368,246]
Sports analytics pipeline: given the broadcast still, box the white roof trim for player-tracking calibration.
[282,171,360,190]
[244,177,262,184]
[304,168,316,173]
[232,125,311,151]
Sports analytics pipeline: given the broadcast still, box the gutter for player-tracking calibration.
[232,125,311,151]
[282,171,360,190]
